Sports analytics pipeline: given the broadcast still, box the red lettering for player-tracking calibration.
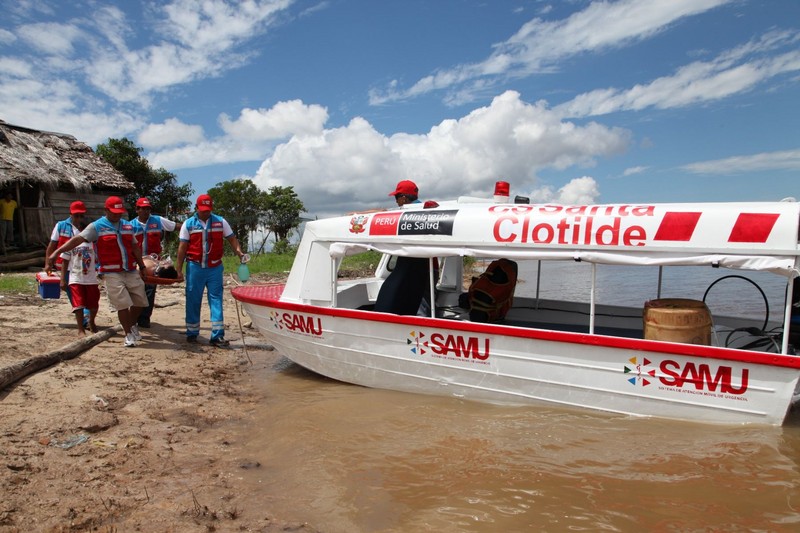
[493,215,517,242]
[658,360,749,394]
[595,217,621,245]
[281,313,322,335]
[531,223,554,243]
[623,226,646,246]
[428,332,490,360]
[660,360,681,386]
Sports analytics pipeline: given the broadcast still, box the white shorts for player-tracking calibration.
[104,271,148,311]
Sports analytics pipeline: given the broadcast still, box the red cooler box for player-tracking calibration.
[36,272,61,299]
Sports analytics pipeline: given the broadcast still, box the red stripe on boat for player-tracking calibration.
[728,213,780,243]
[653,212,702,241]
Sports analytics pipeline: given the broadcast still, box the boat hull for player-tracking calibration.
[234,285,800,425]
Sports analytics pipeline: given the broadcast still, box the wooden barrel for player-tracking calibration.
[643,298,712,345]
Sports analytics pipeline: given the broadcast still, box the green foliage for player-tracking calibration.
[208,179,270,251]
[270,238,296,255]
[96,137,193,220]
[340,250,382,272]
[262,186,305,243]
[221,251,296,275]
[0,274,36,294]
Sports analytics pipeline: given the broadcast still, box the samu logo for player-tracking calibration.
[624,356,655,386]
[407,330,427,354]
[268,311,284,330]
[406,329,490,361]
[270,311,323,336]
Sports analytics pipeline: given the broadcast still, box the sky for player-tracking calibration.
[1,0,799,218]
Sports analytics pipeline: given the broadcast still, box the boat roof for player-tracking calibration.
[303,200,800,276]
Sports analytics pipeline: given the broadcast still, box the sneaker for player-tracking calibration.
[186,336,198,343]
[124,333,137,347]
[131,325,142,341]
[209,337,230,347]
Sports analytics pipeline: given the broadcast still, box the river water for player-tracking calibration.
[232,262,800,532]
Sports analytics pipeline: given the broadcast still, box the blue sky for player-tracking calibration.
[1,0,799,217]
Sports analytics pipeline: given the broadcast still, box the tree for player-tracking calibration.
[262,186,305,244]
[96,138,193,220]
[208,179,270,252]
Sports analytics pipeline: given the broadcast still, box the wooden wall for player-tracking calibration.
[19,189,131,246]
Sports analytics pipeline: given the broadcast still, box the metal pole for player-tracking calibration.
[781,276,795,355]
[657,266,663,299]
[535,260,542,310]
[429,257,436,318]
[589,263,597,334]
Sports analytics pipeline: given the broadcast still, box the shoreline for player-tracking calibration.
[0,275,319,531]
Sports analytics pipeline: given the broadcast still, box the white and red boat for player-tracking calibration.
[233,189,800,425]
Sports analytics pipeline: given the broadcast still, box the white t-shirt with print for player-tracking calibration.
[60,242,99,285]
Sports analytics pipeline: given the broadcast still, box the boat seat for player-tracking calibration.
[374,257,430,315]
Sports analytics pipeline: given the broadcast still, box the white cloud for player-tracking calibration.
[0,57,32,78]
[623,166,648,176]
[681,149,800,174]
[369,0,730,105]
[16,22,84,56]
[254,91,628,215]
[147,139,268,170]
[555,176,600,204]
[557,30,800,117]
[0,29,16,44]
[219,100,328,140]
[138,118,206,149]
[75,0,294,104]
[0,0,296,147]
[146,99,328,168]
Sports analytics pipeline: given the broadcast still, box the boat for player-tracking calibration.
[232,185,800,425]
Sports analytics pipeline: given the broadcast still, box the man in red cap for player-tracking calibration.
[45,200,89,317]
[130,197,177,328]
[388,180,420,207]
[175,194,245,346]
[48,196,148,348]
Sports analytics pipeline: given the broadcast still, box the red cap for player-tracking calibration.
[196,194,213,212]
[104,196,126,214]
[136,197,152,207]
[388,180,418,197]
[69,200,87,214]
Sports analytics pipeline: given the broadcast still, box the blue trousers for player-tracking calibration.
[185,261,225,340]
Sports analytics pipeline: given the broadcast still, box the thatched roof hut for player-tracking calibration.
[0,119,134,268]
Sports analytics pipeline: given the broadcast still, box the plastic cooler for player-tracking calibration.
[36,272,61,299]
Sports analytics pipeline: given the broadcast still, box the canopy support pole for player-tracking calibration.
[781,277,795,354]
[429,258,436,318]
[589,263,597,335]
[657,266,663,299]
[535,260,542,310]
[330,257,337,308]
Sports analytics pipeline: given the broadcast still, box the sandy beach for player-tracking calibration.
[0,273,318,532]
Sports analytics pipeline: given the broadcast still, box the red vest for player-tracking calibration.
[185,214,225,267]
[52,219,77,267]
[94,217,138,273]
[132,215,167,256]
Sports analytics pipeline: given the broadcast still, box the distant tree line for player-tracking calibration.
[96,137,305,254]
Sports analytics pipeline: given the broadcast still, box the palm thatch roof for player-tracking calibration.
[0,119,133,192]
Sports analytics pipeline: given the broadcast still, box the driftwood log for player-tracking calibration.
[0,249,44,263]
[0,257,45,271]
[0,325,122,391]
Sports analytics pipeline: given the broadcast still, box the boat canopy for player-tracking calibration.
[320,201,800,276]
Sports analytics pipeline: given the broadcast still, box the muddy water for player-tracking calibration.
[230,263,800,531]
[230,355,800,532]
